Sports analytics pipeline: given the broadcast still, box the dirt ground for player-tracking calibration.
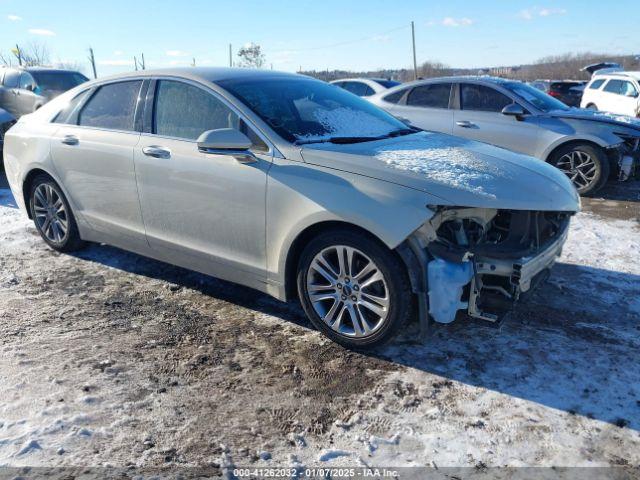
[1,172,639,475]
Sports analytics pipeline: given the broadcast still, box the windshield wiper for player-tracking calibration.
[294,128,420,146]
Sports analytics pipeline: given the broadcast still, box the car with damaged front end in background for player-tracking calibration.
[4,68,579,349]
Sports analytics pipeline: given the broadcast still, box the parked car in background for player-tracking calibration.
[582,62,623,76]
[530,80,586,107]
[330,77,401,97]
[3,68,579,348]
[0,107,16,166]
[370,76,640,195]
[0,67,88,118]
[580,72,640,118]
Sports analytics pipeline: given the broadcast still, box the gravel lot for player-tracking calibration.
[1,171,639,474]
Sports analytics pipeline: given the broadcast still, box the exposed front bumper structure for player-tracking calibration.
[468,221,568,322]
[398,207,572,334]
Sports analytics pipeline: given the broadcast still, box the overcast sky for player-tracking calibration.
[1,0,637,76]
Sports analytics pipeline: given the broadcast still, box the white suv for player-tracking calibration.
[581,72,640,118]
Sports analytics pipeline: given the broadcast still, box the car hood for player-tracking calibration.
[546,108,640,132]
[300,131,580,212]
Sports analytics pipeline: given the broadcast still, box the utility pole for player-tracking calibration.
[88,48,97,79]
[192,57,196,67]
[134,56,138,71]
[411,21,418,80]
[229,44,232,67]
[15,44,22,66]
[140,53,146,70]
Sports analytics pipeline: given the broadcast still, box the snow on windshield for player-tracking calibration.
[374,134,509,198]
[296,106,398,142]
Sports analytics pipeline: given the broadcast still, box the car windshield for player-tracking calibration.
[502,81,570,112]
[217,77,409,144]
[31,71,88,92]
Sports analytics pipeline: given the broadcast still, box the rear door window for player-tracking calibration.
[603,80,623,95]
[341,81,370,97]
[407,83,452,108]
[78,80,142,131]
[461,84,512,112]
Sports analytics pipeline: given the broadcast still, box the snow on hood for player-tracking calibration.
[373,136,508,199]
[549,108,640,131]
[301,131,580,212]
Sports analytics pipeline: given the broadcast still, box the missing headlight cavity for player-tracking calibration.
[421,207,571,324]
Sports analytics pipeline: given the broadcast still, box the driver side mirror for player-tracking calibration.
[25,84,35,92]
[501,103,526,119]
[197,128,257,164]
[625,90,639,98]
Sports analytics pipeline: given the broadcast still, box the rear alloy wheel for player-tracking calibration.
[297,230,411,349]
[549,143,610,195]
[29,174,85,252]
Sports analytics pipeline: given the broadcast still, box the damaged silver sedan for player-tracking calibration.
[3,68,579,349]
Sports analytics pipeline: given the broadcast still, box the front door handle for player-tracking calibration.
[456,120,476,128]
[142,146,171,159]
[61,135,79,145]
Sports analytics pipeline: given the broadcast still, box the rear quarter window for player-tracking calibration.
[382,88,408,104]
[589,79,606,90]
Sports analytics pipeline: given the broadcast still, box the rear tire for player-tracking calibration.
[28,174,85,252]
[296,229,412,349]
[586,103,598,111]
[548,143,610,196]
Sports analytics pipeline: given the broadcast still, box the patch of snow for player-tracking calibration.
[296,107,396,142]
[318,449,353,462]
[374,136,508,198]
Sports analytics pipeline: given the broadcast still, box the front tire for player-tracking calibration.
[296,230,412,349]
[29,174,85,252]
[586,103,598,111]
[548,143,610,196]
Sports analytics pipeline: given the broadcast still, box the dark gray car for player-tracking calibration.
[370,76,640,195]
[0,67,88,118]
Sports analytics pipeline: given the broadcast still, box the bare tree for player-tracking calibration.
[15,41,51,66]
[237,43,265,68]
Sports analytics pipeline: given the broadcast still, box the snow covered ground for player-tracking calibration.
[0,173,639,475]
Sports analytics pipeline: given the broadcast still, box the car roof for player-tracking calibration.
[595,71,640,81]
[0,65,84,74]
[91,67,305,86]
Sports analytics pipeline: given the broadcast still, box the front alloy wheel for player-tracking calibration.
[306,245,390,338]
[297,230,411,349]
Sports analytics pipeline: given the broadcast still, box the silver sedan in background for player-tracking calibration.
[369,76,640,195]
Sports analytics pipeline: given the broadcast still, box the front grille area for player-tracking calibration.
[429,209,572,261]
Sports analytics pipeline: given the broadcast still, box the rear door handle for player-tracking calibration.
[142,146,171,159]
[456,120,476,128]
[61,135,79,145]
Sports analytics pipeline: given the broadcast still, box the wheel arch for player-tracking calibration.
[283,220,406,302]
[22,167,55,219]
[543,138,608,165]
